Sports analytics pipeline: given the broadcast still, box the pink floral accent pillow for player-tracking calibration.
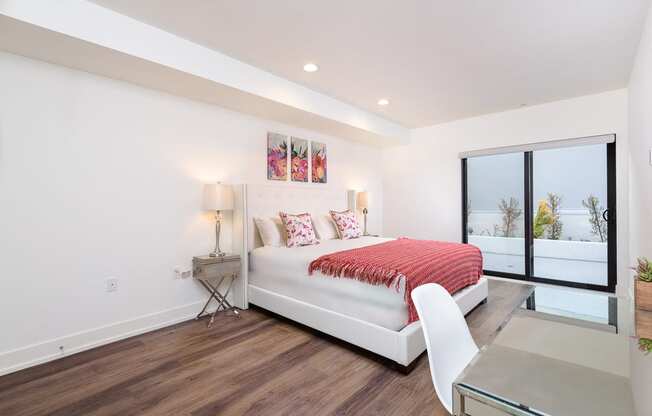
[279,212,319,247]
[329,210,362,240]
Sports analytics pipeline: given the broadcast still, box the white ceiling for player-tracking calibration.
[90,0,650,128]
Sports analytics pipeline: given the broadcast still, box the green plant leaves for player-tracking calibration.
[636,257,652,282]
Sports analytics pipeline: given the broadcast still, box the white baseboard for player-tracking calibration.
[0,300,212,377]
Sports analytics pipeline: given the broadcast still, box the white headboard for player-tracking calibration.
[245,184,349,252]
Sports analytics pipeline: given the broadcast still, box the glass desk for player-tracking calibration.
[453,285,651,416]
[521,285,618,331]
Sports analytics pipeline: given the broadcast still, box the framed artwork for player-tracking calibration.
[291,137,309,182]
[311,141,327,183]
[267,132,288,181]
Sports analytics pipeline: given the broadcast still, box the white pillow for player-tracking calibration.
[254,217,286,247]
[312,214,339,240]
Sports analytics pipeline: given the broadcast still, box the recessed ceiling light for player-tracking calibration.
[378,98,389,106]
[303,63,319,73]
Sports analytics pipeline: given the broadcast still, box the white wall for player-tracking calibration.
[382,89,629,293]
[628,8,652,414]
[0,52,383,374]
[629,6,652,267]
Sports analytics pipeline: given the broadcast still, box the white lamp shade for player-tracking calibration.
[356,191,369,210]
[202,183,234,211]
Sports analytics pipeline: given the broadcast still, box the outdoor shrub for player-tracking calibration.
[533,200,553,239]
[547,193,563,240]
[498,197,522,238]
[582,195,608,242]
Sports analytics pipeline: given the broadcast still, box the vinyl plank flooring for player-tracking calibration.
[0,279,531,416]
[236,347,381,416]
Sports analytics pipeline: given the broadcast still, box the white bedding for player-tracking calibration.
[249,237,410,331]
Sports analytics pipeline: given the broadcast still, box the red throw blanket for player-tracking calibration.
[308,238,483,324]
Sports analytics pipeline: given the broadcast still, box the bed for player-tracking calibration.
[239,184,489,368]
[250,237,408,331]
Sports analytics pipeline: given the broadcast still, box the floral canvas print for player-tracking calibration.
[267,132,288,181]
[311,141,327,183]
[291,137,309,182]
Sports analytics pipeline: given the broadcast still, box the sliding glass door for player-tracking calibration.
[462,138,616,292]
[464,153,525,275]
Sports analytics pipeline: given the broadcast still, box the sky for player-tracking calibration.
[467,144,608,211]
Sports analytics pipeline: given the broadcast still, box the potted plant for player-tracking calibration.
[634,257,652,311]
[639,338,652,355]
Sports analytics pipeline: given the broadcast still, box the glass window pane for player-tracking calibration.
[532,144,608,286]
[467,153,524,274]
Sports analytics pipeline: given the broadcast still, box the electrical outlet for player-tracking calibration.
[106,278,119,292]
[174,267,192,279]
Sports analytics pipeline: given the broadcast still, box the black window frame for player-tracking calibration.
[461,139,617,293]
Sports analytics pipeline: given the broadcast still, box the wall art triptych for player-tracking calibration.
[266,132,327,184]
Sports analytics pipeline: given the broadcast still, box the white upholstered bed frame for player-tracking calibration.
[238,184,488,367]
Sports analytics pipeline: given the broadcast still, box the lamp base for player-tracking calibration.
[210,210,225,258]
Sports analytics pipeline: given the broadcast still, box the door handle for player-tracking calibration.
[602,209,609,222]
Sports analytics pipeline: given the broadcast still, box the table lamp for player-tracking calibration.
[357,191,370,236]
[202,183,234,257]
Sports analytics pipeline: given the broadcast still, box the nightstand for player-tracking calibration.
[193,254,241,327]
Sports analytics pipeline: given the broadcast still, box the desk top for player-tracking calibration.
[455,285,652,416]
[458,343,634,416]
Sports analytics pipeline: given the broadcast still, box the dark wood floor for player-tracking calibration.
[0,280,532,416]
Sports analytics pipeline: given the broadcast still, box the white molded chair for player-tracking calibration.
[411,283,479,414]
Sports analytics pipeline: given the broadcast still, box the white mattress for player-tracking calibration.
[249,237,410,331]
